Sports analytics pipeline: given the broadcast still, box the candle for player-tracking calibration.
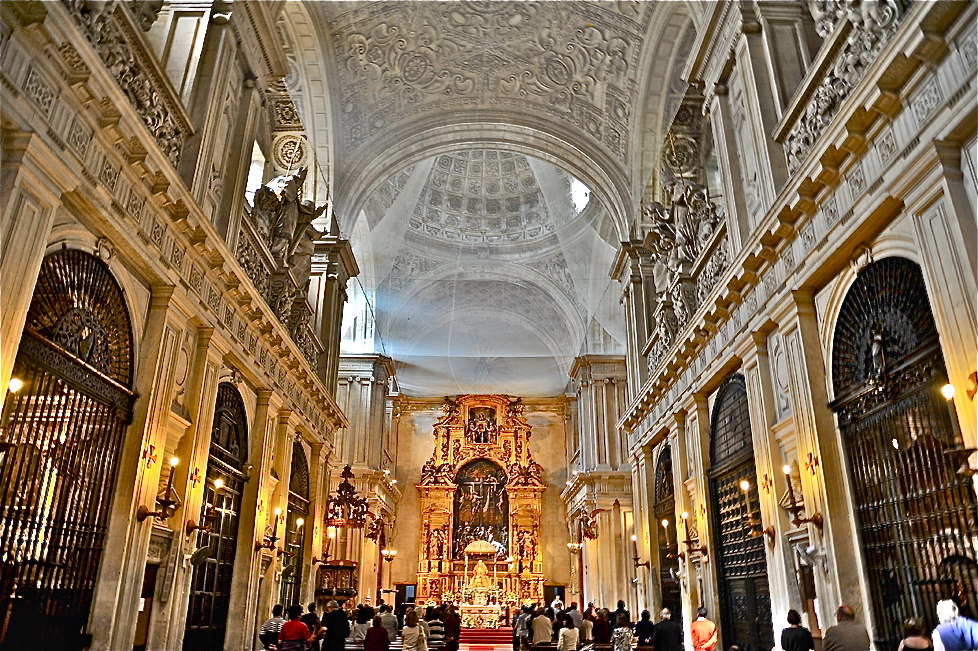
[661,519,670,547]
[681,511,690,543]
[165,457,179,496]
[273,507,282,538]
[464,553,469,587]
[631,533,639,559]
[739,480,752,521]
[783,464,798,513]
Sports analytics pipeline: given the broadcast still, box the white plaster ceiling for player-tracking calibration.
[343,149,624,396]
[277,1,700,395]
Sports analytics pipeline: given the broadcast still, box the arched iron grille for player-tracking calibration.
[830,257,978,651]
[0,250,135,651]
[280,442,311,607]
[708,374,773,651]
[184,383,248,651]
[653,445,681,616]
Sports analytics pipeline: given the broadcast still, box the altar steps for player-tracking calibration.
[460,626,514,647]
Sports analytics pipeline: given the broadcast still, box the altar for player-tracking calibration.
[415,395,546,615]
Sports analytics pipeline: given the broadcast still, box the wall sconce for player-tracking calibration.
[137,457,182,522]
[381,548,398,563]
[278,517,303,557]
[662,518,682,560]
[255,507,282,552]
[679,511,708,558]
[780,465,823,531]
[566,542,583,554]
[631,534,650,569]
[740,480,775,543]
[942,384,976,477]
[186,477,224,535]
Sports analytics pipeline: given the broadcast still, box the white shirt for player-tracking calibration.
[558,628,580,651]
[403,625,428,651]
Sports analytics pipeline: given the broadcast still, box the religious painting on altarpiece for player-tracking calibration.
[453,459,509,558]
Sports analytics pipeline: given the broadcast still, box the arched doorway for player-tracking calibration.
[280,441,310,607]
[0,249,135,651]
[830,257,978,650]
[452,460,509,559]
[709,374,773,651]
[184,383,249,651]
[653,445,681,616]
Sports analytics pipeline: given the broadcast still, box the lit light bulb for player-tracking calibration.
[631,534,637,542]
[739,479,751,492]
[782,464,791,475]
[942,383,956,401]
[296,518,304,527]
[274,508,282,516]
[170,457,180,467]
[328,530,336,539]
[681,511,689,520]
[661,519,669,528]
[8,377,23,393]
[213,478,224,490]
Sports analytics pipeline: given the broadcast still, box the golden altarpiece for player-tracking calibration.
[417,395,545,625]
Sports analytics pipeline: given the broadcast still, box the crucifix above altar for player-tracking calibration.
[416,395,545,618]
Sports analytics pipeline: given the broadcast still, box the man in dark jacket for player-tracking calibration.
[653,608,683,651]
[301,603,323,651]
[634,610,655,646]
[322,600,351,651]
[612,601,631,628]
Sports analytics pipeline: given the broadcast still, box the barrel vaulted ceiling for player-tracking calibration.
[276,1,699,395]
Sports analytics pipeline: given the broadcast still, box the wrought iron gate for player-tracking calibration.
[280,442,310,606]
[653,445,681,616]
[830,257,978,651]
[709,374,773,651]
[0,250,135,651]
[184,383,248,651]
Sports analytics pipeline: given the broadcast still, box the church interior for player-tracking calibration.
[0,1,975,651]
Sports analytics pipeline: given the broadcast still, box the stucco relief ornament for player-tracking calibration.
[641,181,723,286]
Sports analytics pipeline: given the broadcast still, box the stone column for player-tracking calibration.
[90,285,178,651]
[310,231,359,394]
[613,243,655,393]
[230,388,275,651]
[783,290,868,625]
[0,131,61,391]
[740,332,798,634]
[707,90,752,252]
[157,328,223,650]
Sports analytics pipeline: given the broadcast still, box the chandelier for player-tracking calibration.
[324,465,372,528]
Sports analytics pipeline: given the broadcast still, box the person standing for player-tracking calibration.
[403,609,429,651]
[822,605,870,651]
[379,605,399,643]
[612,615,634,651]
[365,615,392,651]
[532,607,553,645]
[322,600,352,651]
[567,603,584,630]
[557,615,580,651]
[690,607,718,651]
[898,616,933,651]
[654,608,683,651]
[278,604,315,651]
[634,610,655,646]
[933,600,978,651]
[781,610,815,651]
[260,604,287,650]
[443,604,462,651]
[612,601,631,628]
[592,610,612,644]
[426,607,446,649]
[302,603,325,651]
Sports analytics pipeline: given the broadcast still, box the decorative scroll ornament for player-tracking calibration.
[787,0,907,171]
[63,1,188,164]
[325,465,373,528]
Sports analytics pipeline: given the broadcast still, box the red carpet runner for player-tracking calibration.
[460,626,514,648]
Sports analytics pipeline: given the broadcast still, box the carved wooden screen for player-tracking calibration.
[830,257,978,651]
[280,441,311,606]
[653,444,681,615]
[452,459,509,558]
[184,383,248,651]
[708,374,773,651]
[0,250,135,651]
